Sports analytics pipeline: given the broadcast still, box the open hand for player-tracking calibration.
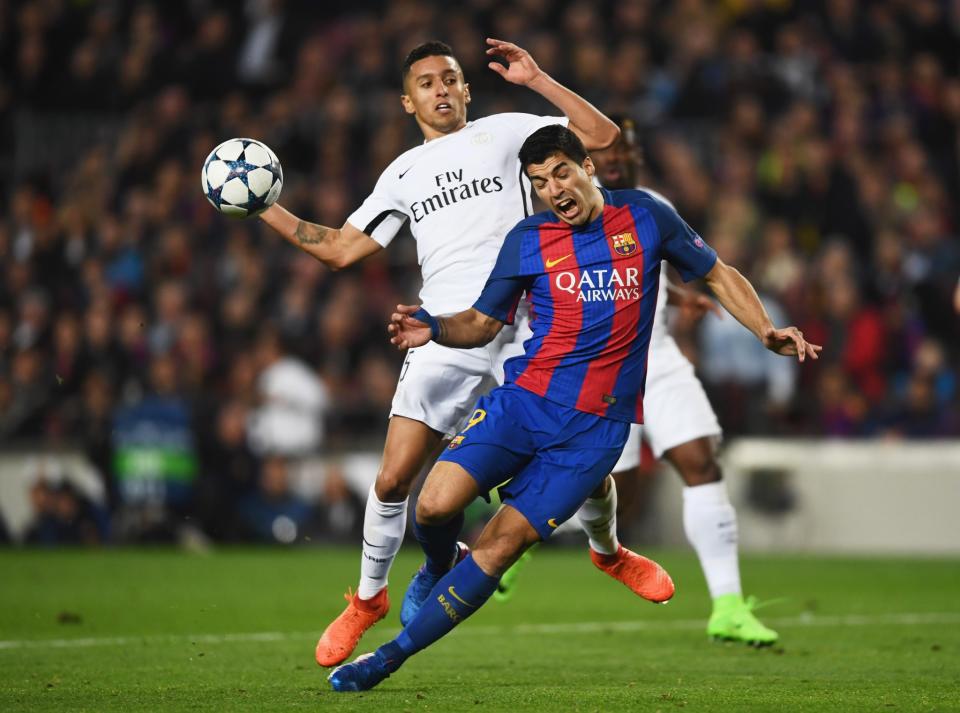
[761,326,822,362]
[388,304,433,350]
[486,37,544,86]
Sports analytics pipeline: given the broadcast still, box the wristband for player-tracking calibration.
[411,307,440,341]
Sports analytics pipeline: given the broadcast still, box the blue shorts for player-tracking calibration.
[437,383,630,540]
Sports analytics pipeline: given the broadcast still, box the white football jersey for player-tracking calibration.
[637,187,674,346]
[652,269,670,345]
[347,113,568,314]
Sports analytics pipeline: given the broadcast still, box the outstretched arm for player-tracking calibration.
[389,305,504,350]
[703,259,821,362]
[259,203,382,271]
[486,38,619,150]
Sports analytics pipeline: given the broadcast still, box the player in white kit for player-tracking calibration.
[588,117,778,645]
[258,40,660,666]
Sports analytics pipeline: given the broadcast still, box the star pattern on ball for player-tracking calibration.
[201,138,283,217]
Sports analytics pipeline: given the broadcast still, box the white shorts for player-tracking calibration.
[390,305,532,437]
[612,334,721,472]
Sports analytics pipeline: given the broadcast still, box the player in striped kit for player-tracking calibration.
[328,125,819,692]
[498,117,782,645]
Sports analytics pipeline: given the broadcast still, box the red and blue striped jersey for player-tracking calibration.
[473,188,717,423]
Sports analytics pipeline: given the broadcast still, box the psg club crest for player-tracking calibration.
[611,232,637,256]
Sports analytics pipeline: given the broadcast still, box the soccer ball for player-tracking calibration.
[201,138,283,218]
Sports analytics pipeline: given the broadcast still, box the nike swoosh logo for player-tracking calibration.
[398,166,414,179]
[545,254,571,268]
[547,518,559,529]
[448,586,476,608]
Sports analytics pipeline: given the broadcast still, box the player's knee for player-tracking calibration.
[414,492,456,526]
[680,457,721,487]
[374,466,416,502]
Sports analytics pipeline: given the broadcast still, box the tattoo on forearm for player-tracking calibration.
[294,220,328,246]
[436,318,448,344]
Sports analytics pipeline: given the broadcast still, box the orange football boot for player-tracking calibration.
[315,588,390,667]
[590,545,675,603]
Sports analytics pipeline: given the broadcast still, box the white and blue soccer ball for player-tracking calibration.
[201,138,283,218]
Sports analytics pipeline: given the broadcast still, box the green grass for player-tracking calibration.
[1,547,959,712]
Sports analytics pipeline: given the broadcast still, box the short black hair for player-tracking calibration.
[607,114,638,147]
[519,124,588,174]
[401,41,456,83]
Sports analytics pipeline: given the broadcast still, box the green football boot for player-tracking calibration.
[493,544,539,603]
[707,594,779,646]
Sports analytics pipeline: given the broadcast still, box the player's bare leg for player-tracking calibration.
[415,461,482,523]
[578,475,674,603]
[417,464,540,576]
[315,416,444,666]
[667,437,778,646]
[611,460,659,536]
[495,445,645,605]
[399,461,479,624]
[470,503,542,574]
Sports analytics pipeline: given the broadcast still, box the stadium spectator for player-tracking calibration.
[246,326,330,458]
[71,371,117,507]
[21,460,108,546]
[0,0,958,542]
[0,348,50,439]
[196,399,261,540]
[699,291,798,434]
[24,480,105,547]
[237,455,316,544]
[111,352,198,542]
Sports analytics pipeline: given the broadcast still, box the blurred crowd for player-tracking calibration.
[1,0,958,544]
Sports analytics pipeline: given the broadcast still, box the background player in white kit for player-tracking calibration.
[257,39,659,667]
[587,117,778,645]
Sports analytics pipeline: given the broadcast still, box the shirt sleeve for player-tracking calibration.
[649,199,718,282]
[472,226,531,324]
[492,113,570,146]
[345,169,409,247]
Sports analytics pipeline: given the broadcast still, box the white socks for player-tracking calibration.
[682,481,741,599]
[576,478,620,555]
[357,485,408,600]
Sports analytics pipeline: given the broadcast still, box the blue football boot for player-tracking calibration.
[399,542,469,626]
[328,651,392,692]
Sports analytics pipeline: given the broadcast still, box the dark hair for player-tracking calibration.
[607,114,638,147]
[519,124,588,174]
[401,41,456,82]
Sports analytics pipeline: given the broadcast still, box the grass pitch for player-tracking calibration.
[1,547,958,712]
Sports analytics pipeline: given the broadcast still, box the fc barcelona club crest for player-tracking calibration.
[611,232,637,256]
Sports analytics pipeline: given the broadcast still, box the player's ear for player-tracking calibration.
[463,82,471,105]
[400,93,416,115]
[583,155,596,177]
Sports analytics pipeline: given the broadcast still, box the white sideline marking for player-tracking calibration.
[1,612,958,651]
